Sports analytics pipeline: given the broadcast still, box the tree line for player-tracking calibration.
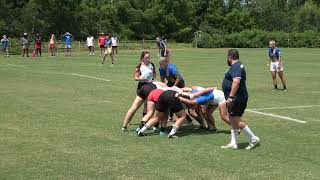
[1,0,320,44]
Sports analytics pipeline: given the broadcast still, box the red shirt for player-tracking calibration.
[98,36,106,45]
[148,89,164,103]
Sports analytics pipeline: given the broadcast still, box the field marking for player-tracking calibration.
[7,64,28,68]
[251,105,320,111]
[71,73,111,82]
[246,109,306,124]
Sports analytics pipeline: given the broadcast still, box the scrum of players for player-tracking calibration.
[121,37,262,150]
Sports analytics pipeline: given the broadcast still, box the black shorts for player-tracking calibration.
[167,80,185,88]
[156,90,184,113]
[228,101,247,117]
[100,45,105,48]
[136,83,156,100]
[112,46,117,48]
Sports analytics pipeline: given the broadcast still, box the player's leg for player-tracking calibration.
[204,105,218,131]
[271,71,277,89]
[137,101,155,131]
[122,96,145,131]
[278,71,287,90]
[101,49,108,64]
[138,111,165,136]
[189,105,206,129]
[168,110,186,138]
[218,103,231,126]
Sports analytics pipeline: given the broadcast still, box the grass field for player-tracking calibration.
[0,48,320,179]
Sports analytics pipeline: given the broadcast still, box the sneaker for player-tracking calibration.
[137,131,146,136]
[135,127,140,133]
[245,137,260,150]
[121,127,128,132]
[221,143,238,149]
[168,134,178,138]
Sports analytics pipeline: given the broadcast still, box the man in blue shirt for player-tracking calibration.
[63,32,72,56]
[268,40,287,90]
[1,35,9,57]
[221,49,260,150]
[159,58,184,88]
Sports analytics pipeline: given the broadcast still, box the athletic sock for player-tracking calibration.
[186,114,193,122]
[140,124,150,133]
[139,121,146,129]
[283,85,286,90]
[230,129,237,145]
[160,127,165,132]
[242,125,256,141]
[274,84,278,89]
[154,122,159,128]
[169,125,179,136]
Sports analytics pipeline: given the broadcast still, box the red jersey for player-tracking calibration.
[98,36,106,46]
[147,89,164,103]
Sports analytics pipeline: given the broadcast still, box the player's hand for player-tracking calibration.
[226,96,234,107]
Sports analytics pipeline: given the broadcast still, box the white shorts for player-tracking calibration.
[203,90,226,109]
[270,61,284,72]
[104,47,112,55]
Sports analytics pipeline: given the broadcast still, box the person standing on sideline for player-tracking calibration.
[98,32,106,57]
[34,34,43,57]
[111,35,118,56]
[48,34,56,57]
[63,32,72,56]
[86,34,95,56]
[221,49,260,150]
[1,35,9,57]
[156,37,170,62]
[101,36,115,66]
[21,33,29,57]
[268,40,287,91]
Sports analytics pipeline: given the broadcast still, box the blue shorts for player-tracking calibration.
[65,45,71,49]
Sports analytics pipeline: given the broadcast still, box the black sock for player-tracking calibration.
[160,127,165,132]
[186,114,193,122]
[154,122,159,128]
[139,121,145,129]
[283,85,286,90]
[274,84,278,89]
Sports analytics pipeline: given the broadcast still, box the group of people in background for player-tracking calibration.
[0,32,118,60]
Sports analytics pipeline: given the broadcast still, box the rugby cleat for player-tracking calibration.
[135,127,140,133]
[121,127,128,132]
[245,137,260,150]
[168,134,178,138]
[137,131,146,136]
[221,143,238,149]
[159,131,167,137]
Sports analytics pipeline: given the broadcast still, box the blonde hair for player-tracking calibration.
[269,40,276,45]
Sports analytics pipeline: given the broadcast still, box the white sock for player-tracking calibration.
[140,124,150,133]
[230,129,237,145]
[242,125,256,141]
[169,125,179,136]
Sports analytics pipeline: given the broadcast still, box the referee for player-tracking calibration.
[221,49,260,150]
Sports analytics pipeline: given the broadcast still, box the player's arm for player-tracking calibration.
[151,63,156,80]
[134,67,144,81]
[227,78,240,105]
[172,72,182,87]
[160,75,165,83]
[189,87,217,99]
[178,96,198,106]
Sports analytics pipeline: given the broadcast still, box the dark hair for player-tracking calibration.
[140,51,150,62]
[228,49,239,60]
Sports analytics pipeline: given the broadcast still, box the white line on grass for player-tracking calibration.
[7,64,28,68]
[251,105,320,111]
[71,73,111,82]
[246,109,307,124]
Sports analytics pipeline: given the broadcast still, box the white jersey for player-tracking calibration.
[111,37,117,46]
[139,63,154,82]
[86,36,94,47]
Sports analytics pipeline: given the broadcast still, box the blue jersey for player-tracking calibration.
[222,60,248,103]
[268,47,281,62]
[104,39,112,46]
[195,92,214,105]
[159,64,183,83]
[64,35,72,45]
[1,38,9,48]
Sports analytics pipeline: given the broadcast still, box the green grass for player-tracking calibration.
[0,48,319,179]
